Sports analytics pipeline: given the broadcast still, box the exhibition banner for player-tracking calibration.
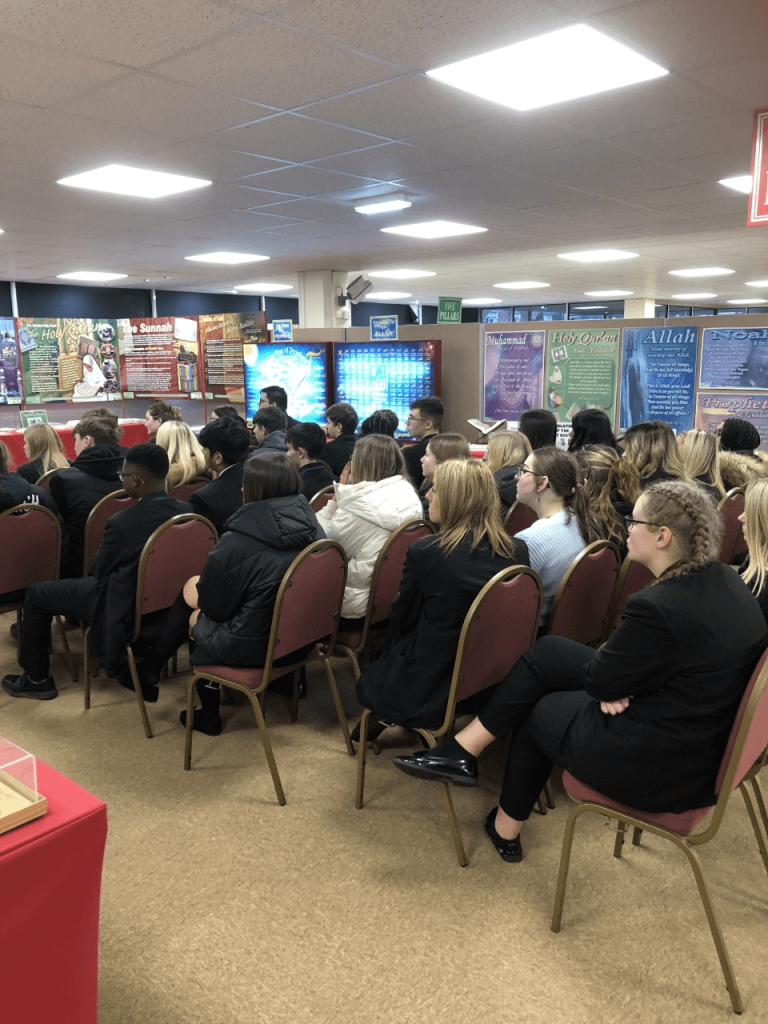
[695,392,768,451]
[483,330,545,421]
[18,318,121,403]
[544,326,621,426]
[119,317,199,399]
[748,108,768,227]
[620,325,697,433]
[199,313,246,401]
[699,325,768,389]
[0,319,22,404]
[244,342,329,423]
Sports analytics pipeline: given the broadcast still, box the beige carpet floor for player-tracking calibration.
[1,611,767,1023]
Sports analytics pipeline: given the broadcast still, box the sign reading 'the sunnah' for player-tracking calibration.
[748,109,768,226]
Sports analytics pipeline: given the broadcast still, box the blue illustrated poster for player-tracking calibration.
[620,326,697,434]
[0,319,22,404]
[244,343,329,424]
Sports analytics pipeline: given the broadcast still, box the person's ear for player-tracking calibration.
[537,473,549,492]
[424,419,434,431]
[656,525,674,549]
[298,447,307,461]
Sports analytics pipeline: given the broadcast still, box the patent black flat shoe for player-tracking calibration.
[485,807,523,863]
[392,748,479,786]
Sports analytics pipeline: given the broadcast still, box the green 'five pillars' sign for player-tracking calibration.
[437,297,462,324]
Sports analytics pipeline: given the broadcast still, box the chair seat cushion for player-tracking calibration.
[194,646,321,690]
[562,771,713,837]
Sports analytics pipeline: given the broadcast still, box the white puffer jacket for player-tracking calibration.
[316,474,424,617]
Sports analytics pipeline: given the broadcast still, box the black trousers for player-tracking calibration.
[477,635,596,822]
[21,578,97,680]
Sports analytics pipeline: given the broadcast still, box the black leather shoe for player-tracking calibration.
[392,748,479,786]
[114,668,159,704]
[484,807,523,863]
[2,673,58,700]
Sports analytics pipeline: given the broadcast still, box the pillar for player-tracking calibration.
[623,297,657,318]
[297,271,353,328]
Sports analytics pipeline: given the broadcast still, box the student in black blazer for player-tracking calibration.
[395,481,768,863]
[323,402,358,479]
[189,416,250,537]
[2,444,191,700]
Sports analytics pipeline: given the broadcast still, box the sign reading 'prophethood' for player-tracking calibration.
[545,327,620,427]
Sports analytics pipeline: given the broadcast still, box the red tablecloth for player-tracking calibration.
[1,422,149,467]
[0,760,107,1024]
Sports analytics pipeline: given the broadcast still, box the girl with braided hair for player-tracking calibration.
[393,480,768,864]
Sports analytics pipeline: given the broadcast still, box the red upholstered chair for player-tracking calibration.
[0,503,78,682]
[309,485,335,512]
[335,519,436,681]
[84,514,218,738]
[717,488,747,564]
[172,477,211,502]
[356,565,543,866]
[82,490,137,575]
[35,468,63,490]
[184,540,348,806]
[503,500,537,537]
[551,649,768,1015]
[603,555,655,638]
[546,540,621,646]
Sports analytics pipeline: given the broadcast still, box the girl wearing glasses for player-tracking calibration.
[394,481,767,864]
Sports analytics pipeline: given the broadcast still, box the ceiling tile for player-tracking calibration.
[211,114,387,162]
[312,143,475,181]
[0,38,127,107]
[236,164,380,197]
[607,112,754,162]
[565,163,700,196]
[145,143,291,183]
[398,164,588,210]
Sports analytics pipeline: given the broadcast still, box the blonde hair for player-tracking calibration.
[350,434,409,484]
[433,459,520,559]
[155,420,209,492]
[427,432,471,465]
[678,429,726,498]
[740,479,768,596]
[486,431,531,474]
[578,444,641,548]
[643,481,723,583]
[622,421,692,484]
[24,423,69,476]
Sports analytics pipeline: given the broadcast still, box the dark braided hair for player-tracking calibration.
[643,481,723,583]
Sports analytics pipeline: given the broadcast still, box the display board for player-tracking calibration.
[118,317,199,399]
[620,326,697,433]
[544,327,620,427]
[243,342,330,424]
[198,312,268,403]
[18,318,122,403]
[695,392,768,450]
[699,325,768,390]
[333,341,441,436]
[483,330,544,421]
[0,320,22,405]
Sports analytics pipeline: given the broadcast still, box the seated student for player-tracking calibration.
[354,459,530,735]
[209,405,246,425]
[323,403,358,478]
[360,409,399,439]
[189,417,250,537]
[417,432,471,514]
[621,420,692,489]
[1,444,191,701]
[402,396,443,489]
[567,408,618,453]
[394,482,768,864]
[16,423,70,484]
[485,430,531,515]
[677,429,726,503]
[137,452,324,734]
[513,446,607,622]
[145,400,182,437]
[315,434,423,628]
[719,417,761,458]
[155,419,211,493]
[250,407,288,457]
[738,478,768,626]
[576,444,640,556]
[519,408,557,451]
[258,385,299,430]
[285,422,334,501]
[49,415,124,578]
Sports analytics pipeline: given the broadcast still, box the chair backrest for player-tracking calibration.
[0,504,61,593]
[610,555,655,625]
[368,519,435,627]
[35,468,63,490]
[310,485,335,512]
[264,541,348,669]
[82,489,137,575]
[717,488,746,563]
[172,477,211,501]
[438,566,543,734]
[133,514,219,640]
[547,540,621,646]
[504,500,537,537]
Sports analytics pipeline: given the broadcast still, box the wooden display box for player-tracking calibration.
[0,769,47,835]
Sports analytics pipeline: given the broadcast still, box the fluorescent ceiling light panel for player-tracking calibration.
[585,290,633,297]
[235,282,292,292]
[718,175,753,194]
[558,249,639,263]
[57,271,127,282]
[366,291,412,300]
[669,267,734,277]
[427,25,667,111]
[57,163,211,198]
[671,293,718,300]
[355,198,412,214]
[463,298,502,305]
[746,280,768,287]
[185,252,269,265]
[367,269,436,279]
[494,281,550,289]
[381,220,487,239]
[728,298,768,304]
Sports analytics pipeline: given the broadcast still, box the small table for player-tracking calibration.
[0,760,107,1024]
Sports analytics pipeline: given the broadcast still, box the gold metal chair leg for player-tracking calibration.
[183,676,197,770]
[749,774,768,836]
[323,658,354,756]
[83,628,92,709]
[632,826,643,846]
[613,819,628,859]
[289,669,299,723]
[534,795,546,815]
[544,780,555,809]
[244,689,286,806]
[416,729,468,866]
[355,708,372,809]
[54,615,78,682]
[334,643,361,681]
[127,646,153,739]
[740,782,768,878]
[551,803,587,933]
[15,610,21,660]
